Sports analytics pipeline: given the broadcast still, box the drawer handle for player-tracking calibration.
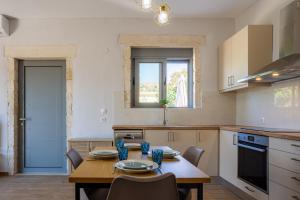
[245,186,255,193]
[291,158,300,162]
[291,177,300,182]
[291,196,300,200]
[291,144,300,148]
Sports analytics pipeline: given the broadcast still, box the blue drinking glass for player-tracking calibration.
[117,147,128,161]
[115,139,125,149]
[141,142,150,155]
[152,149,164,166]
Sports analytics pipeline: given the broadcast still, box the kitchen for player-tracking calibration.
[0,0,300,200]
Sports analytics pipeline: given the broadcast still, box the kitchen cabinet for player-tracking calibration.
[144,129,219,176]
[218,25,273,92]
[269,137,300,199]
[196,130,219,176]
[219,130,238,185]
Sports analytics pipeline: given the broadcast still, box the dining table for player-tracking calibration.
[68,146,211,200]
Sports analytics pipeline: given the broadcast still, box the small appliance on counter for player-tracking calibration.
[114,129,144,145]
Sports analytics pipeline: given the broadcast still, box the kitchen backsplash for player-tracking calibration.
[236,78,300,129]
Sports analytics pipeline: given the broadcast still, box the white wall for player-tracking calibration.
[235,0,300,129]
[0,18,236,171]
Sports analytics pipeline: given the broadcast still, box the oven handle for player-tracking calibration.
[238,143,266,152]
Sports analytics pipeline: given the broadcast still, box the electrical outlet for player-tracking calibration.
[261,117,265,124]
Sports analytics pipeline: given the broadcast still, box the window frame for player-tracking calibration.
[132,57,193,108]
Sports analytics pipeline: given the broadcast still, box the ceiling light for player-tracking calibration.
[272,72,280,77]
[255,76,262,81]
[156,4,170,25]
[142,0,152,10]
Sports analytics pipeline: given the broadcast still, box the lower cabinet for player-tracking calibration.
[144,129,219,176]
[219,130,239,185]
[269,137,300,200]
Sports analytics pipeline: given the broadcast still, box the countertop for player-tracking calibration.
[220,125,300,141]
[113,125,300,141]
[68,138,113,142]
[112,125,220,130]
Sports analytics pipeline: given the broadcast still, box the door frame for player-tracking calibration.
[5,45,77,175]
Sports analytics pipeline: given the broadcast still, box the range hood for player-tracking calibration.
[238,0,300,84]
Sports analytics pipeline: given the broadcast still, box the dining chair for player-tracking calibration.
[179,146,205,200]
[106,173,179,200]
[66,149,109,200]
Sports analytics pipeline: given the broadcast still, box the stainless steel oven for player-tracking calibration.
[238,132,269,194]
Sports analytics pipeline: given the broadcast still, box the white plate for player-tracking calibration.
[148,150,180,158]
[89,150,118,158]
[124,143,141,149]
[115,160,158,173]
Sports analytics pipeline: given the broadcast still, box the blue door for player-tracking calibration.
[20,61,66,173]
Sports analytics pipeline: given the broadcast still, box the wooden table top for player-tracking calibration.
[69,146,210,184]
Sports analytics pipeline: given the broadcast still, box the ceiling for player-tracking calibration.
[0,0,259,19]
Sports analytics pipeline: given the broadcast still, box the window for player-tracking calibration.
[131,48,193,108]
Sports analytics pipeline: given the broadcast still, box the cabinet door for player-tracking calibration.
[144,130,170,147]
[219,130,238,185]
[219,38,232,90]
[232,27,248,88]
[170,130,197,153]
[196,130,219,176]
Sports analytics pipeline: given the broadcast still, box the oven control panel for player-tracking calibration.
[238,132,269,146]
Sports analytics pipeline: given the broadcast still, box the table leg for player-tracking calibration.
[75,183,80,200]
[197,184,203,200]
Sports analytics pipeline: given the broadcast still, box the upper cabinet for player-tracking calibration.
[219,25,273,92]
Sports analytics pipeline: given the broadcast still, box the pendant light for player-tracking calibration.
[142,0,152,10]
[156,3,170,25]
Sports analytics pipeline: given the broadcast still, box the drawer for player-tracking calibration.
[269,149,300,174]
[269,181,300,200]
[269,164,300,193]
[270,138,300,155]
[236,179,268,200]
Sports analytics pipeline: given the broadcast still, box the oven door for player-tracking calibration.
[238,142,268,193]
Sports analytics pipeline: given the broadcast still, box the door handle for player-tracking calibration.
[19,118,27,121]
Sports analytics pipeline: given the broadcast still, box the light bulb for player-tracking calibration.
[142,0,152,10]
[255,76,262,81]
[272,72,279,77]
[157,4,169,25]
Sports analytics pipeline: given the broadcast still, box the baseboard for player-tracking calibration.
[218,177,256,200]
[0,172,9,176]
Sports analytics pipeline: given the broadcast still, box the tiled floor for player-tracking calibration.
[0,175,242,200]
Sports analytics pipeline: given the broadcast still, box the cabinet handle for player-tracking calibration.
[291,177,300,182]
[292,196,300,200]
[198,132,201,143]
[172,132,175,142]
[245,186,255,193]
[232,75,235,86]
[291,158,300,162]
[233,134,237,145]
[291,144,300,148]
[228,76,230,87]
[167,132,170,142]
